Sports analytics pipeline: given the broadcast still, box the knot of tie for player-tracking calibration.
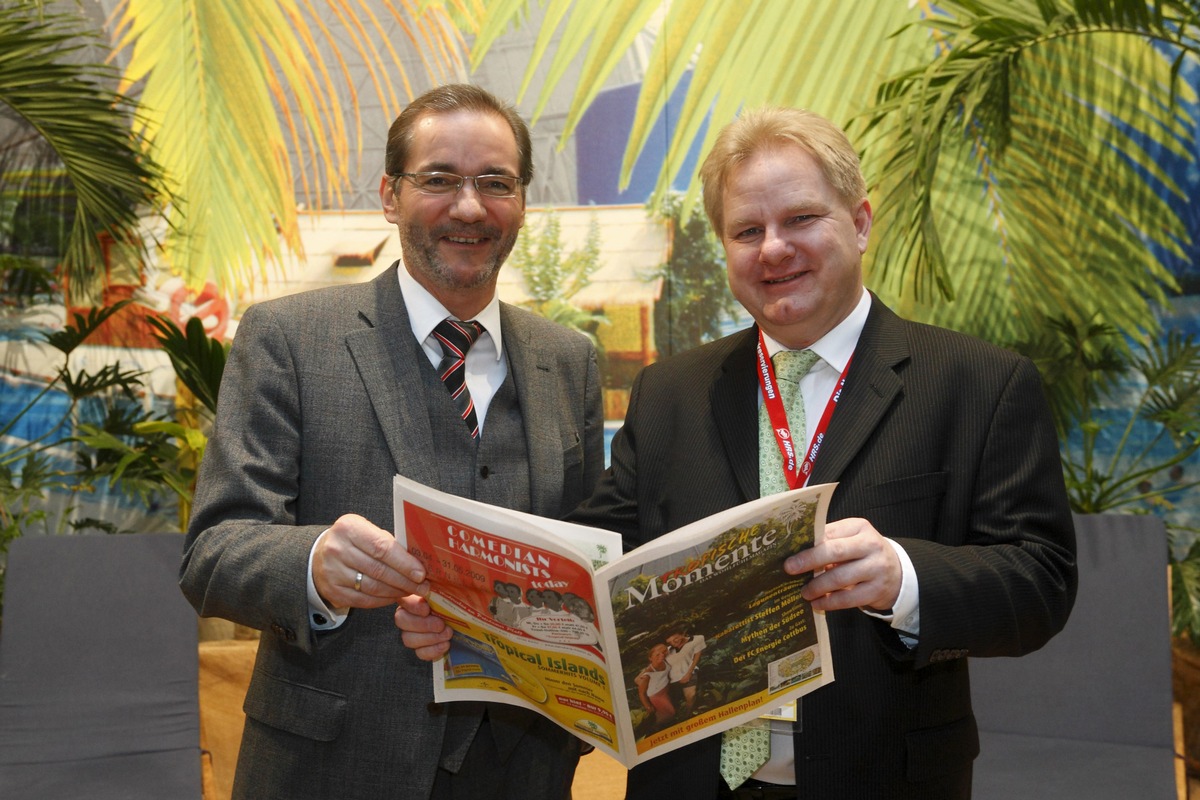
[433,318,485,438]
[772,348,819,386]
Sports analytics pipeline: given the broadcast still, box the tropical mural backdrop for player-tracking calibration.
[2,1,1200,599]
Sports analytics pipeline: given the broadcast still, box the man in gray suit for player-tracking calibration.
[181,84,604,800]
[400,106,1076,799]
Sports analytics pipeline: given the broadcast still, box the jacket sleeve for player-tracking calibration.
[180,302,325,652]
[899,356,1077,667]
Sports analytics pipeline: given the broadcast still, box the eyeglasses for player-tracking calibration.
[391,172,522,198]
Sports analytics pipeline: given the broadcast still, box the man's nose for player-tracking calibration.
[448,181,487,222]
[760,227,795,265]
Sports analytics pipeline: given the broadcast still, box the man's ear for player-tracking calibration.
[855,198,873,254]
[380,175,400,223]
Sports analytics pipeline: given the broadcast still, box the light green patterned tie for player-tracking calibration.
[720,349,818,789]
[757,348,820,496]
[719,718,772,789]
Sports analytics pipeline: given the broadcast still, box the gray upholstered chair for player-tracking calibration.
[0,533,201,799]
[971,513,1178,798]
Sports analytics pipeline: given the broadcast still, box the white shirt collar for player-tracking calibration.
[396,264,504,360]
[760,287,871,372]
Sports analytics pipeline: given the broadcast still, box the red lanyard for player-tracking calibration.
[756,329,852,490]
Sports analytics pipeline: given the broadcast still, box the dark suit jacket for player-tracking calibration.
[570,296,1077,800]
[180,265,605,799]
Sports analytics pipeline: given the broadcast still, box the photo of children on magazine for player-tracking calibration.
[631,627,706,736]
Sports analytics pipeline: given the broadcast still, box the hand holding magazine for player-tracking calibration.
[393,475,837,767]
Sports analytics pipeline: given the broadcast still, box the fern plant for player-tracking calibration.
[1017,316,1200,644]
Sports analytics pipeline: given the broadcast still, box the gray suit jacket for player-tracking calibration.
[181,264,604,799]
[570,295,1077,800]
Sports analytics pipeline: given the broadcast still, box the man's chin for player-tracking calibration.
[760,299,816,327]
[434,261,503,292]
[753,306,826,347]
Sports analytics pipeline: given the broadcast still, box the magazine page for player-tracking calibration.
[392,476,628,753]
[594,482,837,766]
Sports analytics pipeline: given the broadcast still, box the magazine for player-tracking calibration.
[393,474,836,768]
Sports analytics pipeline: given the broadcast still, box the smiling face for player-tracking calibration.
[648,644,668,669]
[720,144,871,349]
[380,109,525,320]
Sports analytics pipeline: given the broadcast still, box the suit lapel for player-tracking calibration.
[344,265,441,488]
[810,296,908,485]
[712,328,761,503]
[501,304,562,518]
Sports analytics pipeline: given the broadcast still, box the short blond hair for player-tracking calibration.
[699,107,867,235]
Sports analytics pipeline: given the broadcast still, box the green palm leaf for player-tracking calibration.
[863,0,1200,342]
[146,315,228,416]
[0,7,161,297]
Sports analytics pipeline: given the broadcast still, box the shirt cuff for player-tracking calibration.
[308,529,350,630]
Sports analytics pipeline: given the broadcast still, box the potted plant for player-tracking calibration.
[1017,315,1200,776]
[1,258,228,622]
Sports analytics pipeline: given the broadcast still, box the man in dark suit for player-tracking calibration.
[398,105,1076,799]
[180,84,604,800]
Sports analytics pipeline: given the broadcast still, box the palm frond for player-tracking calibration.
[146,315,228,416]
[43,300,132,355]
[0,7,161,298]
[474,0,927,217]
[109,0,473,293]
[862,0,1200,341]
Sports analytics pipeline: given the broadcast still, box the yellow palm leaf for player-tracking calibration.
[110,0,471,293]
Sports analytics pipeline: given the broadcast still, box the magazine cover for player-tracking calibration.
[393,475,836,767]
[396,480,625,748]
[601,491,834,760]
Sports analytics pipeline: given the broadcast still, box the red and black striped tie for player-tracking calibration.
[433,318,485,438]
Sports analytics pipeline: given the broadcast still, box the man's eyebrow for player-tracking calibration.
[412,161,456,173]
[724,215,757,231]
[417,161,518,177]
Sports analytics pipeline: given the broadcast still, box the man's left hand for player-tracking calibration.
[395,595,453,661]
[784,517,901,613]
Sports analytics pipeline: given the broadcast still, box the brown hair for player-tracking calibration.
[385,83,534,186]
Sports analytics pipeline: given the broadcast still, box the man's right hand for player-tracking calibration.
[312,513,430,609]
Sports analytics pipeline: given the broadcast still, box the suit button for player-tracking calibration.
[313,613,328,626]
[271,622,296,641]
[480,466,490,479]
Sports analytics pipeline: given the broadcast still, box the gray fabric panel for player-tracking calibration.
[971,513,1175,795]
[0,533,200,798]
[0,750,201,800]
[974,730,1176,799]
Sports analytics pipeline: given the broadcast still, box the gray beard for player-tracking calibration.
[399,219,517,292]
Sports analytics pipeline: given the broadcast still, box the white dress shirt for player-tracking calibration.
[306,267,509,629]
[395,265,508,431]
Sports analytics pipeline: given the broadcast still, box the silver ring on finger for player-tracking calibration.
[354,571,363,592]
